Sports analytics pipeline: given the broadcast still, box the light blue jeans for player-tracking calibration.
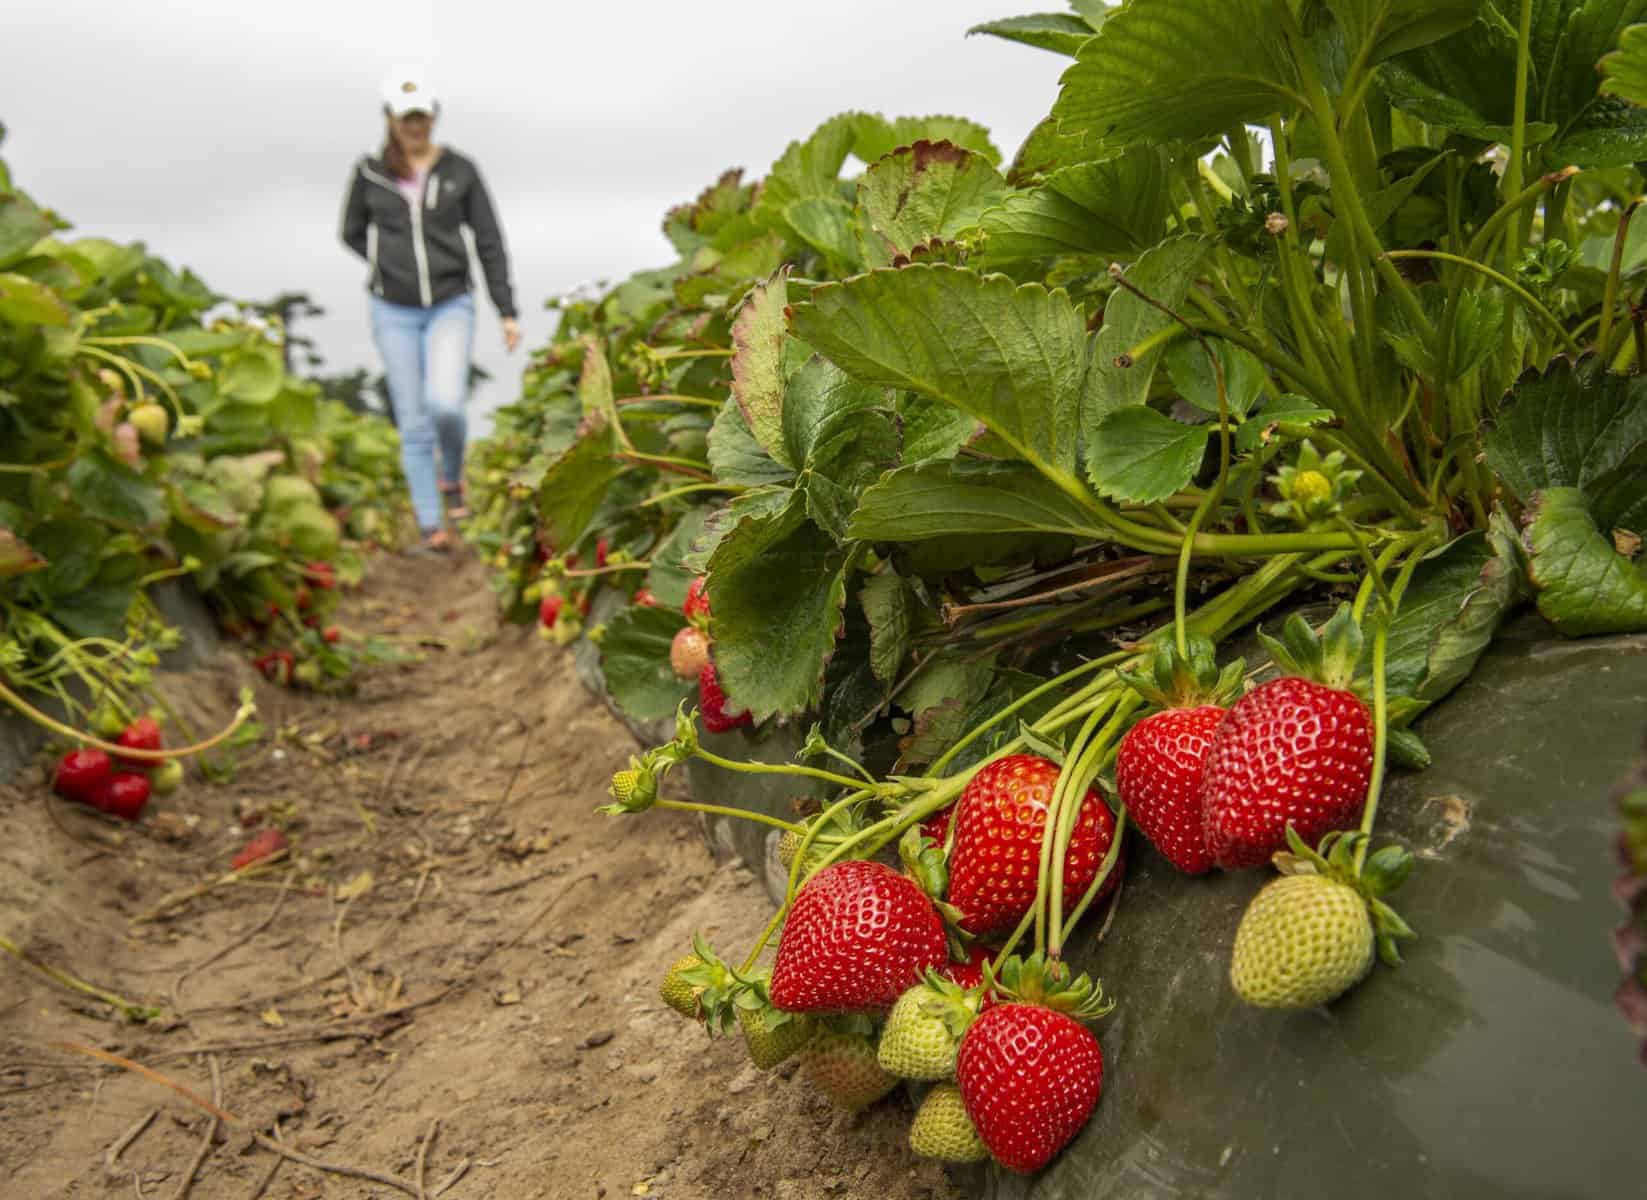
[368,292,475,534]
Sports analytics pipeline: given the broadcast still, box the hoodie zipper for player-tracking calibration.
[410,170,433,307]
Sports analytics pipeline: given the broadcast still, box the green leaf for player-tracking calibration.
[1084,235,1210,436]
[0,191,53,270]
[966,12,1101,57]
[729,270,793,467]
[860,572,913,686]
[1377,526,1528,724]
[1523,486,1647,635]
[218,344,284,405]
[791,265,1090,491]
[24,519,105,597]
[0,271,71,326]
[1234,392,1334,452]
[849,461,1102,542]
[1378,284,1504,381]
[600,604,695,722]
[645,506,713,609]
[802,406,900,541]
[707,494,853,720]
[979,149,1169,263]
[1164,337,1267,419]
[846,114,1002,167]
[1053,0,1302,152]
[753,115,855,239]
[786,196,861,268]
[52,579,138,641]
[1088,405,1210,504]
[536,413,623,548]
[1322,0,1482,64]
[898,393,980,463]
[1600,20,1647,106]
[898,652,998,765]
[682,487,793,573]
[1484,357,1647,504]
[65,452,168,530]
[707,399,793,488]
[855,142,1009,269]
[577,334,616,422]
[781,356,887,471]
[1380,16,1557,146]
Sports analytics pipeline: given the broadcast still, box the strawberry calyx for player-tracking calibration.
[1118,633,1244,711]
[670,934,749,1034]
[1272,823,1417,967]
[983,952,1113,1021]
[912,966,986,1041]
[1257,602,1366,696]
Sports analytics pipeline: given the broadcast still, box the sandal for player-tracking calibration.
[407,529,453,557]
[439,482,471,522]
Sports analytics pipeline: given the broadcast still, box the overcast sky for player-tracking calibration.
[5,1,1069,430]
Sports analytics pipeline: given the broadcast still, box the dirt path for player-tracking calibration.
[0,549,965,1200]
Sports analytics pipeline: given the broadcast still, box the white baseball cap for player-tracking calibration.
[382,66,437,117]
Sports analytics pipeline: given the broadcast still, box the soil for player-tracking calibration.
[0,549,968,1200]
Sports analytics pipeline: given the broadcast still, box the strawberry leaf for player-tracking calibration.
[1523,487,1647,635]
[849,461,1103,543]
[729,270,793,468]
[855,141,1008,269]
[791,264,1090,492]
[706,494,854,720]
[979,148,1169,263]
[599,604,694,722]
[966,12,1102,57]
[1084,234,1209,430]
[860,572,912,686]
[1485,357,1647,508]
[1087,406,1209,505]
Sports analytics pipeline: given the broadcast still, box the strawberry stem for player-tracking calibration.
[0,678,255,763]
[692,747,894,795]
[654,799,804,835]
[1060,805,1130,938]
[1034,699,1113,955]
[1351,538,1436,873]
[1047,694,1139,959]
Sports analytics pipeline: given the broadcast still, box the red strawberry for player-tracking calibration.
[232,828,289,871]
[595,537,610,568]
[956,1002,1104,1174]
[670,626,710,680]
[698,661,751,733]
[1201,677,1371,868]
[322,625,341,644]
[769,860,947,1014]
[303,561,336,590]
[1115,706,1225,874]
[940,943,993,991]
[54,748,113,805]
[114,715,163,768]
[632,588,658,608]
[538,594,563,628]
[1200,605,1373,869]
[1114,634,1245,875]
[920,803,954,851]
[682,576,711,623]
[253,649,295,684]
[946,755,1120,936]
[95,772,151,821]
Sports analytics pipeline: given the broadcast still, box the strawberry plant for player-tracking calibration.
[1,123,416,793]
[472,0,1647,1178]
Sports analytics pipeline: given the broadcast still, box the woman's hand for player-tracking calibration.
[502,317,521,353]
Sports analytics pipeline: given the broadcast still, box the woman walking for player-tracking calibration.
[340,67,521,553]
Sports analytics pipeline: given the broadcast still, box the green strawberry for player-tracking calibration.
[658,935,740,1028]
[660,953,707,1019]
[909,1083,989,1164]
[737,1005,814,1070]
[1229,826,1416,1009]
[798,1029,899,1111]
[1229,874,1373,1008]
[876,974,979,1081]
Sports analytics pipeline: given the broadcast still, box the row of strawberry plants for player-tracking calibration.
[465,1,1647,1178]
[0,123,413,816]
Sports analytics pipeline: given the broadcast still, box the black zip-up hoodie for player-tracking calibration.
[340,147,517,318]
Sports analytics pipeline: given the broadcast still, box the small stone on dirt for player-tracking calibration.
[579,1030,615,1050]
